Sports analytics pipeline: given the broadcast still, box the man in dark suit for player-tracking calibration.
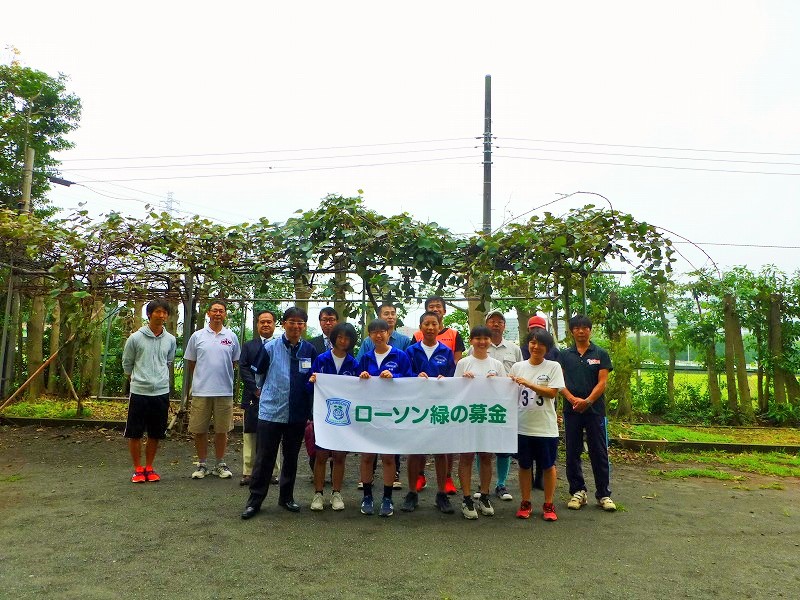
[238,309,277,486]
[309,307,339,354]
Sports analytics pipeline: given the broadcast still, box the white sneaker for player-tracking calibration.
[477,495,495,516]
[212,462,233,478]
[472,491,481,500]
[568,490,588,510]
[191,464,209,479]
[461,498,478,520]
[331,491,345,511]
[310,492,324,511]
[598,496,617,511]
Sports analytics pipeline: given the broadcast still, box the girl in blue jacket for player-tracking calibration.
[308,323,359,512]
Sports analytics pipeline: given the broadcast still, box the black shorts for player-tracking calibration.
[124,393,169,439]
[517,435,558,470]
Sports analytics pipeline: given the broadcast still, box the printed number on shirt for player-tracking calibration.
[520,389,545,409]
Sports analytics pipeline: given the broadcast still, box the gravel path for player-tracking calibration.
[1,424,798,600]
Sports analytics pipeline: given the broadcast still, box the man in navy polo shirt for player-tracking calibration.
[558,314,616,512]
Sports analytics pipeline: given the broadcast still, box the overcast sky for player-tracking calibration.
[3,1,799,283]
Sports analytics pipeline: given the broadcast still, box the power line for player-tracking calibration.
[57,137,476,162]
[496,146,800,167]
[77,155,479,183]
[674,241,800,249]
[494,154,800,176]
[499,137,800,157]
[59,146,477,171]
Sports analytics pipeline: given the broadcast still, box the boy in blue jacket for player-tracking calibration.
[402,311,457,514]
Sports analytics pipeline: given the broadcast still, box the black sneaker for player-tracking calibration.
[435,491,455,514]
[401,491,419,512]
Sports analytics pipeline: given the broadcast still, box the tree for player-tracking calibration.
[0,57,81,211]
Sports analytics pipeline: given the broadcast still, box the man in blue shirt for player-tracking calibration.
[356,303,412,359]
[241,307,317,520]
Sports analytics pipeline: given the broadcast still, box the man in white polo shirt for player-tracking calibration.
[185,300,241,479]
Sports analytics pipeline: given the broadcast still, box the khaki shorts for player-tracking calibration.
[188,396,234,434]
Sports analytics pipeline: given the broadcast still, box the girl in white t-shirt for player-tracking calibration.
[509,328,564,521]
[454,326,507,519]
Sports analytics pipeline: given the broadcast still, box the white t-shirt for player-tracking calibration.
[332,353,346,373]
[455,355,507,378]
[184,326,241,396]
[422,342,437,359]
[374,349,390,368]
[509,359,564,437]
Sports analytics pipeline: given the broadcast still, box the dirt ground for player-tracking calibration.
[1,424,798,600]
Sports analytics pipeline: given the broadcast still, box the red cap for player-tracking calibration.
[527,315,547,329]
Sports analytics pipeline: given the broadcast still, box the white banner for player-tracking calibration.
[313,373,518,454]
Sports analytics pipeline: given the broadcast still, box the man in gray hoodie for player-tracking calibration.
[122,299,177,483]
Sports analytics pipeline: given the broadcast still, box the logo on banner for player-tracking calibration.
[325,398,352,426]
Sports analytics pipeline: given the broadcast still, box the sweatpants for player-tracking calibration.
[564,411,611,499]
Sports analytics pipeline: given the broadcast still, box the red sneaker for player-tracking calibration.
[144,467,160,482]
[516,501,532,519]
[415,474,427,492]
[542,502,558,521]
[444,476,457,495]
[131,467,146,483]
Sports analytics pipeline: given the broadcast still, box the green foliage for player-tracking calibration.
[765,402,800,426]
[658,451,800,477]
[0,60,81,211]
[632,370,669,415]
[442,309,469,346]
[2,400,91,419]
[648,468,742,481]
[618,424,736,443]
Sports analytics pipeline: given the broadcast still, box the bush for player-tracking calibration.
[632,371,668,415]
[765,403,800,426]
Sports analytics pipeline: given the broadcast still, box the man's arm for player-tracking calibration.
[239,343,258,389]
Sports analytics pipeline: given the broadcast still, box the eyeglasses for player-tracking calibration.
[320,317,338,323]
[284,319,306,326]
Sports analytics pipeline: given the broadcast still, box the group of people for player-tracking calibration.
[122,296,616,523]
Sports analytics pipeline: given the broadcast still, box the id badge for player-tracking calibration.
[299,359,312,373]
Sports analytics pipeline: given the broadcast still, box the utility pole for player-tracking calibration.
[482,74,492,234]
[470,75,493,328]
[160,191,177,216]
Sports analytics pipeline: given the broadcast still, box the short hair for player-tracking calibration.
[419,311,440,326]
[145,299,171,318]
[526,328,554,351]
[424,296,446,310]
[329,323,357,353]
[469,325,492,340]
[568,314,593,331]
[207,299,227,311]
[282,306,308,323]
[256,309,277,322]
[319,306,339,320]
[367,318,390,333]
[377,303,397,314]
